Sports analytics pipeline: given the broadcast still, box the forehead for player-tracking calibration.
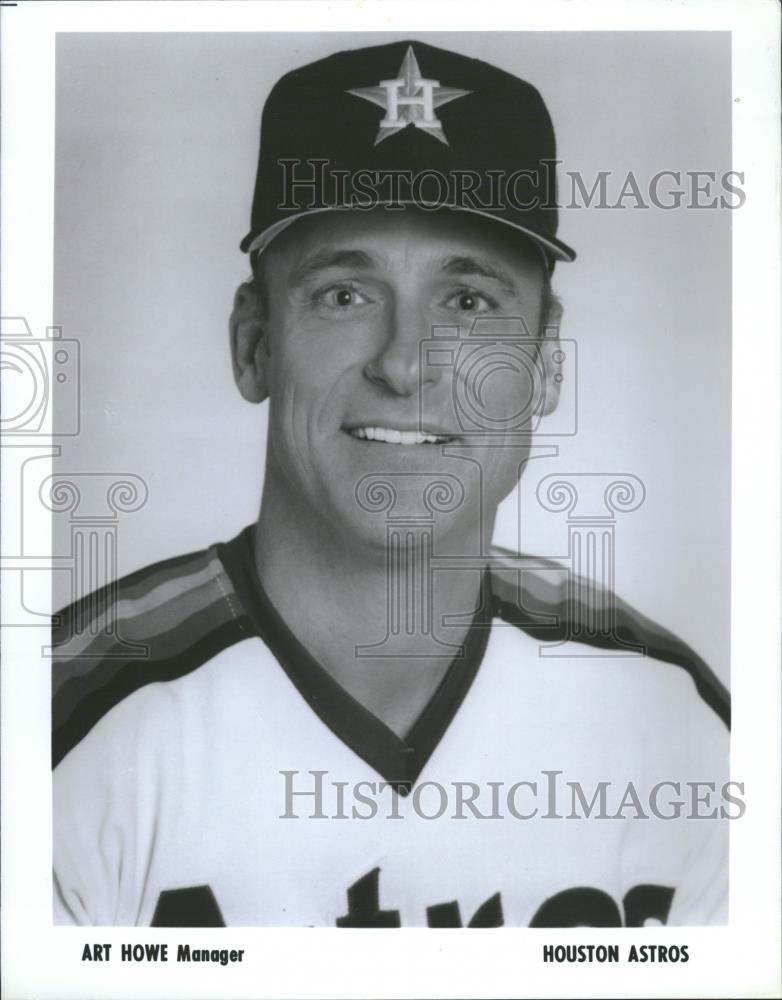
[260,208,546,279]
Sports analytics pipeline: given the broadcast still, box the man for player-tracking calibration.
[52,39,730,927]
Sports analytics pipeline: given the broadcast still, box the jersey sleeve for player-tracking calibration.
[53,684,169,926]
[54,864,84,925]
[666,817,728,925]
[666,675,731,926]
[53,737,123,925]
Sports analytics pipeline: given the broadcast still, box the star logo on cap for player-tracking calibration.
[347,45,471,147]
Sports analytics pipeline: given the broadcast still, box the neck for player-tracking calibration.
[254,470,493,737]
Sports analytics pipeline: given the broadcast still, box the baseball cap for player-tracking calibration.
[241,39,576,265]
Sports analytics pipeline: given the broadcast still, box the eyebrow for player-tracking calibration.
[440,256,518,295]
[286,248,520,295]
[288,249,377,286]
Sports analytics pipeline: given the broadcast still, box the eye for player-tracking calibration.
[315,283,372,309]
[442,289,497,314]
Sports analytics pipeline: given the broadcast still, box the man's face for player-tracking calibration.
[240,208,556,549]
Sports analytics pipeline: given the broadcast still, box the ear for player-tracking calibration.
[537,294,564,417]
[229,282,269,404]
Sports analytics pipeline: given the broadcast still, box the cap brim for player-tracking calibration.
[241,203,576,263]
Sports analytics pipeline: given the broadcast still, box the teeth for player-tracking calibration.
[349,427,452,445]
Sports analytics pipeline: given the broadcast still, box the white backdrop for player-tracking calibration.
[53,31,731,684]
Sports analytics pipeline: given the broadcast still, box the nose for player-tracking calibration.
[363,300,439,397]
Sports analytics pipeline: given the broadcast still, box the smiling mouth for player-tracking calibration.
[347,426,459,445]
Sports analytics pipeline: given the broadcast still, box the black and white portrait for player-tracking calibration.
[2,0,782,994]
[46,30,740,932]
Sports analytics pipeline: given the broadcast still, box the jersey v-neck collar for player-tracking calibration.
[217,525,494,796]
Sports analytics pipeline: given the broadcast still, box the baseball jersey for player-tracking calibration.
[52,525,731,927]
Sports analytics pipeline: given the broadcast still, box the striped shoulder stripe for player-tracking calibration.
[52,541,253,767]
[488,547,730,730]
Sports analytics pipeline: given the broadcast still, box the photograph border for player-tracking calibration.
[2,2,780,998]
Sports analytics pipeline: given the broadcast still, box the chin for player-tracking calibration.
[322,475,485,559]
